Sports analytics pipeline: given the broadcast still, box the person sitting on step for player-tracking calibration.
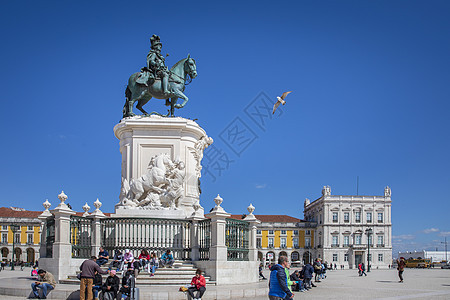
[108,249,124,271]
[160,249,174,268]
[149,252,159,277]
[188,269,206,300]
[30,269,56,299]
[102,270,120,300]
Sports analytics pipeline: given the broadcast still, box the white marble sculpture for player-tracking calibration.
[119,153,186,210]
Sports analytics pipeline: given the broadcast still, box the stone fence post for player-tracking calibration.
[88,199,106,256]
[243,204,260,262]
[205,195,230,261]
[38,199,52,259]
[50,191,75,280]
[189,202,205,261]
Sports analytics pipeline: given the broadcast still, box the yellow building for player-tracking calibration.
[0,207,41,263]
[231,214,317,265]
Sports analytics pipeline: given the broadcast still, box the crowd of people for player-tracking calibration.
[268,256,332,299]
[72,247,201,300]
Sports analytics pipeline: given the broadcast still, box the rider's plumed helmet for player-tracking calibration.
[150,34,162,48]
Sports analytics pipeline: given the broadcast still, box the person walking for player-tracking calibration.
[302,262,315,289]
[79,256,109,300]
[259,263,267,280]
[30,269,56,299]
[268,256,293,300]
[397,257,406,283]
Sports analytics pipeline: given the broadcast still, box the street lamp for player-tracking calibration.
[10,224,20,270]
[442,237,448,263]
[365,228,373,272]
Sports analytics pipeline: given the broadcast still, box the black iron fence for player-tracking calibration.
[45,217,55,258]
[101,217,192,260]
[70,216,92,258]
[225,218,249,261]
[198,219,211,260]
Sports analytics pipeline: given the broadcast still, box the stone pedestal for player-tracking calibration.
[113,115,212,218]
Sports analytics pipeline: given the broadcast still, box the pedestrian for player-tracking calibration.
[259,263,267,280]
[188,269,206,300]
[108,249,124,271]
[79,256,109,300]
[397,257,406,283]
[92,270,103,300]
[314,258,322,282]
[359,263,367,276]
[149,252,159,277]
[268,255,293,300]
[102,270,120,300]
[30,269,56,299]
[160,249,174,268]
[96,246,110,266]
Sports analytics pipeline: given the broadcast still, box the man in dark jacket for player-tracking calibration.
[92,270,103,300]
[120,266,135,298]
[79,256,109,300]
[302,263,315,289]
[268,256,293,300]
[102,270,120,300]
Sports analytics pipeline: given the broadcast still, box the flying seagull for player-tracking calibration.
[273,91,292,114]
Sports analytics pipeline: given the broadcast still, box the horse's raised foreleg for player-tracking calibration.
[172,89,188,108]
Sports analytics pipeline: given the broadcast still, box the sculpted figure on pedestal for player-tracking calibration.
[123,35,198,118]
[118,153,188,210]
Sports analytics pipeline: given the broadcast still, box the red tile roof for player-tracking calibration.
[0,207,111,218]
[229,214,302,223]
[0,207,42,218]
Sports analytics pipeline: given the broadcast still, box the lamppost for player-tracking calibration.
[10,224,20,270]
[365,228,373,272]
[442,237,448,263]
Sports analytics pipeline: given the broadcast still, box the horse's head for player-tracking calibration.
[184,54,197,79]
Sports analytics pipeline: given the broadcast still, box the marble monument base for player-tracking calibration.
[113,115,211,219]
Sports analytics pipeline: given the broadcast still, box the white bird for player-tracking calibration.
[272,91,292,114]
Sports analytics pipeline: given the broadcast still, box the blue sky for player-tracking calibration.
[1,0,450,254]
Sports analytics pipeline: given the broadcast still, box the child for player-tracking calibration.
[31,267,38,279]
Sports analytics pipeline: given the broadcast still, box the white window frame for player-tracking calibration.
[378,254,383,262]
[367,212,372,223]
[333,254,338,261]
[332,212,338,222]
[14,233,20,244]
[293,238,299,248]
[280,237,287,248]
[344,254,348,261]
[355,211,361,222]
[343,236,349,246]
[305,237,311,247]
[1,233,7,243]
[355,235,362,245]
[268,237,274,248]
[332,236,338,246]
[344,212,349,222]
[378,213,383,223]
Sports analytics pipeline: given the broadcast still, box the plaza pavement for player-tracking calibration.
[0,267,449,299]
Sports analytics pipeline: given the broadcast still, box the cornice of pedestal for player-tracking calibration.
[114,115,206,140]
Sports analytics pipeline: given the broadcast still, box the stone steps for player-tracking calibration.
[62,261,217,286]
